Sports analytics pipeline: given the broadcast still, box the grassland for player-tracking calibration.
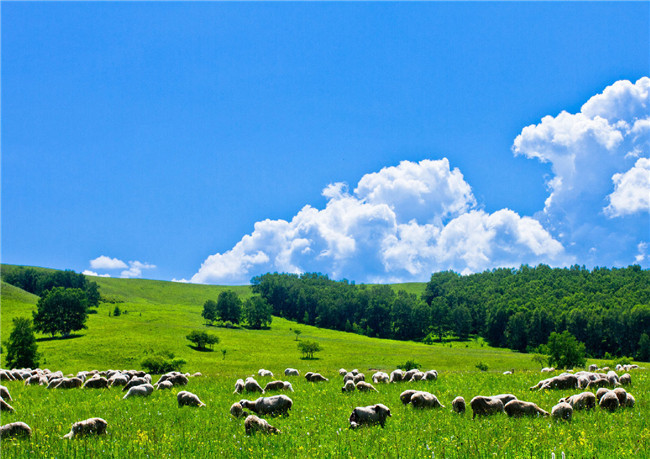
[1,272,649,457]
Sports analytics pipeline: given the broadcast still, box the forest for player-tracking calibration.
[252,265,650,359]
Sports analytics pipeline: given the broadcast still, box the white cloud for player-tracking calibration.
[120,261,156,279]
[636,242,649,264]
[82,270,110,278]
[605,157,650,217]
[89,255,128,270]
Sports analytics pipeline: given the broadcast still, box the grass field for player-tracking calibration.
[1,271,649,457]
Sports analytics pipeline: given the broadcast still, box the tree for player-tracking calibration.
[32,287,88,337]
[293,329,302,341]
[202,299,218,325]
[186,330,219,350]
[546,331,586,369]
[637,333,650,362]
[216,290,242,324]
[298,340,322,359]
[243,295,272,329]
[4,317,39,368]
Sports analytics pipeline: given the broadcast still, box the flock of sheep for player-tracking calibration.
[0,363,641,440]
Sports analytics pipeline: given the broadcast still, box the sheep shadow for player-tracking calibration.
[187,345,214,352]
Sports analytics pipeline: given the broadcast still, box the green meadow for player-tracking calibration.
[1,273,649,457]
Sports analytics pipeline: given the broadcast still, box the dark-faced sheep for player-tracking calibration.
[123,384,154,399]
[470,396,505,419]
[348,404,391,429]
[409,371,425,382]
[123,377,148,392]
[410,391,444,409]
[343,372,354,383]
[404,369,419,381]
[353,373,365,384]
[240,395,293,416]
[83,376,109,389]
[372,372,390,384]
[356,381,378,392]
[0,422,32,439]
[306,373,328,382]
[264,381,294,392]
[63,418,107,439]
[504,400,549,418]
[244,415,280,435]
[586,377,615,389]
[285,368,300,377]
[422,370,438,381]
[619,373,632,385]
[0,385,12,401]
[400,390,418,405]
[559,392,596,410]
[109,375,129,387]
[612,388,628,406]
[599,391,620,411]
[0,370,15,381]
[452,396,466,414]
[1,398,15,413]
[530,373,578,391]
[177,391,205,407]
[342,380,356,393]
[338,368,348,376]
[230,402,248,418]
[551,402,573,421]
[244,377,265,393]
[390,369,405,383]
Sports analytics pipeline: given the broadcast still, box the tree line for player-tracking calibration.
[251,265,650,360]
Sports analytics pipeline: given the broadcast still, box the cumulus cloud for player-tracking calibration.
[120,261,156,279]
[89,255,128,270]
[604,157,650,217]
[82,270,110,278]
[190,159,568,284]
[87,256,155,279]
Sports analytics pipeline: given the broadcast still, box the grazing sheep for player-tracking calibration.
[586,377,616,389]
[372,372,390,384]
[613,388,628,406]
[596,388,610,402]
[469,396,505,419]
[619,373,632,385]
[239,395,293,416]
[348,404,391,429]
[390,369,405,383]
[351,369,359,376]
[83,377,109,389]
[353,373,365,384]
[244,415,280,435]
[342,380,356,393]
[338,368,348,376]
[356,381,378,392]
[624,364,639,371]
[589,364,599,372]
[305,373,328,382]
[551,402,573,421]
[343,372,355,383]
[46,378,63,389]
[1,398,15,412]
[264,381,294,392]
[63,418,108,439]
[157,381,173,390]
[409,371,425,382]
[0,422,32,439]
[410,391,444,409]
[244,377,265,393]
[0,370,15,381]
[452,396,466,414]
[503,369,514,375]
[504,400,549,418]
[559,392,596,410]
[530,373,578,391]
[404,369,419,381]
[109,375,129,387]
[540,367,555,373]
[491,394,517,406]
[230,402,248,418]
[234,379,245,394]
[56,378,84,389]
[123,377,148,392]
[191,372,202,378]
[123,384,154,399]
[258,369,273,378]
[164,373,188,386]
[284,368,300,377]
[624,393,635,408]
[400,390,418,405]
[422,370,438,381]
[0,385,12,401]
[177,391,205,407]
[24,375,42,386]
[599,391,620,411]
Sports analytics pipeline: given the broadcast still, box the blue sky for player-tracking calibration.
[2,2,648,284]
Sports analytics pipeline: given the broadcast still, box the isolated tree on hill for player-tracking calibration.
[243,295,272,329]
[546,330,586,369]
[298,340,322,359]
[4,317,40,368]
[202,299,218,325]
[32,287,88,338]
[216,290,242,324]
[186,330,219,350]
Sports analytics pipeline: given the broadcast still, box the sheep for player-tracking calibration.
[109,374,129,387]
[46,378,63,389]
[244,415,280,435]
[372,372,390,384]
[540,367,555,373]
[390,369,405,383]
[452,396,466,414]
[177,391,206,407]
[422,370,438,381]
[63,417,107,439]
[24,375,42,386]
[491,394,517,406]
[348,404,391,429]
[624,364,639,371]
[353,373,365,384]
[589,364,599,372]
[469,396,505,419]
[559,392,596,410]
[83,376,109,389]
[191,372,203,378]
[244,377,265,393]
[0,385,12,401]
[530,373,578,391]
[503,369,514,375]
[613,388,628,406]
[163,373,188,386]
[56,378,84,389]
[599,391,620,411]
[1,398,15,412]
[305,373,328,382]
[342,380,356,393]
[586,377,616,389]
[504,400,549,418]
[239,395,293,416]
[157,381,173,390]
[0,422,32,439]
[0,370,15,381]
[408,371,425,382]
[230,402,248,418]
[338,368,348,376]
[343,372,355,383]
[551,402,573,421]
[123,384,154,399]
[596,388,610,402]
[356,381,378,392]
[619,373,632,385]
[264,381,294,392]
[351,369,359,376]
[400,390,418,405]
[410,391,444,409]
[606,370,619,386]
[284,368,300,377]
[123,377,148,392]
[624,393,635,408]
[404,369,419,381]
[258,369,273,378]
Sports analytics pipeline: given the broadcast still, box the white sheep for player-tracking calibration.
[551,402,573,421]
[177,391,206,407]
[0,422,32,439]
[63,418,107,439]
[284,368,300,377]
[123,384,154,399]
[244,415,280,435]
[410,391,444,409]
[348,404,391,429]
[355,381,378,392]
[239,395,293,416]
[372,372,390,384]
[452,396,466,414]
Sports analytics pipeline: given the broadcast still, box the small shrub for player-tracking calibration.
[141,351,186,374]
[396,359,421,371]
[476,362,489,372]
[113,306,121,317]
[298,340,322,359]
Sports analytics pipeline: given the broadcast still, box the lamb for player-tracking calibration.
[342,380,356,392]
[285,368,300,376]
[239,395,293,416]
[1,398,15,412]
[0,385,12,401]
[452,396,466,414]
[244,415,280,435]
[469,396,505,419]
[305,372,328,382]
[157,380,173,390]
[264,381,294,392]
[83,376,109,389]
[177,391,206,407]
[355,381,378,392]
[599,391,620,411]
[619,373,631,385]
[504,400,549,417]
[244,377,265,393]
[258,369,273,378]
[390,369,405,383]
[410,391,444,409]
[348,404,391,429]
[559,392,596,410]
[422,370,438,381]
[0,422,32,439]
[56,377,84,389]
[589,364,599,372]
[372,372,390,384]
[551,402,573,421]
[63,417,107,439]
[400,390,418,405]
[230,402,248,418]
[353,373,365,384]
[122,384,154,399]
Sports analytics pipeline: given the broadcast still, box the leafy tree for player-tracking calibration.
[141,349,186,374]
[113,305,122,317]
[298,340,322,359]
[202,299,218,325]
[243,295,273,329]
[532,353,549,369]
[32,287,88,337]
[293,329,302,341]
[505,311,528,352]
[4,317,40,368]
[637,333,650,361]
[451,304,472,340]
[546,331,586,369]
[186,330,219,350]
[85,281,101,308]
[216,290,242,324]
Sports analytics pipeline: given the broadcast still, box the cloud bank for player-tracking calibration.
[87,256,156,279]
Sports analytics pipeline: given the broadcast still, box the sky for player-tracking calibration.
[2,2,649,284]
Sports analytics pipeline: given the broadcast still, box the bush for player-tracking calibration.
[546,331,586,369]
[186,330,219,350]
[475,362,489,372]
[141,351,186,374]
[4,317,40,368]
[298,340,322,359]
[396,359,421,371]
